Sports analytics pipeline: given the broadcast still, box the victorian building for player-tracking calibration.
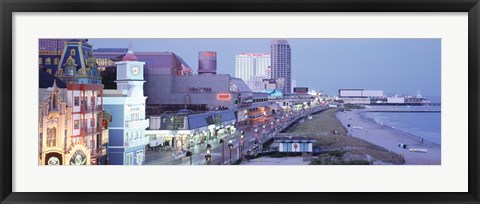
[38,81,71,165]
[39,39,109,165]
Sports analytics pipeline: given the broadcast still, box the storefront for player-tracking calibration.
[146,110,237,150]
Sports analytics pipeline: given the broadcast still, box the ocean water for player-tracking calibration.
[364,111,441,145]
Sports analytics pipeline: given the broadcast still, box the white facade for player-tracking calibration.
[339,89,384,98]
[362,90,384,98]
[291,79,296,93]
[103,51,149,165]
[387,97,405,103]
[247,75,269,92]
[235,53,271,83]
[340,98,371,104]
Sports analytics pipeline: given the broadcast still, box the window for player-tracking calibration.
[39,58,42,65]
[74,120,79,129]
[70,49,76,56]
[131,113,140,121]
[54,58,59,65]
[45,58,51,65]
[74,97,79,106]
[47,127,56,147]
[39,133,43,149]
[47,69,52,74]
[125,153,133,165]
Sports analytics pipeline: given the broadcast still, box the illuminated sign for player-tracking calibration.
[217,93,231,100]
[294,87,309,94]
[202,52,216,57]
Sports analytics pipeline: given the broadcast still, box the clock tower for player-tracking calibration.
[104,48,149,165]
[115,49,145,98]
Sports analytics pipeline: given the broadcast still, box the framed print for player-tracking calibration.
[1,0,479,204]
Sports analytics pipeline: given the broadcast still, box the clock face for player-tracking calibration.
[131,66,140,76]
[47,156,60,165]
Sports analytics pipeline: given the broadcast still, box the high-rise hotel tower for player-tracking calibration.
[270,40,291,94]
[235,53,271,83]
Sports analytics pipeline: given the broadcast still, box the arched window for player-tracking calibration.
[70,49,76,56]
[45,58,51,65]
[39,58,42,65]
[47,127,56,147]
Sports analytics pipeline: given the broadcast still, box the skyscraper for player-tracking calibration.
[235,53,271,83]
[270,40,291,94]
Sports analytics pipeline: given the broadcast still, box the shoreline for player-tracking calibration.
[358,111,427,144]
[336,109,441,165]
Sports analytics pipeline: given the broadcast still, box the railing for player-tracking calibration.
[91,147,108,157]
[125,119,150,128]
[81,127,100,135]
[276,132,332,137]
[80,105,102,112]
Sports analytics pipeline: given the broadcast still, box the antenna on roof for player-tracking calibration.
[128,41,134,50]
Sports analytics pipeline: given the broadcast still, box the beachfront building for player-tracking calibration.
[235,53,271,92]
[38,39,109,165]
[94,47,274,128]
[146,110,236,150]
[93,48,193,90]
[103,50,150,165]
[338,89,385,104]
[235,53,271,83]
[291,80,296,93]
[271,40,292,94]
[244,65,272,92]
[274,136,317,152]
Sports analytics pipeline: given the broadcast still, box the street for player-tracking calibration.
[145,105,326,165]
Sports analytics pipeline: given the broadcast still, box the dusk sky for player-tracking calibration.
[89,38,441,97]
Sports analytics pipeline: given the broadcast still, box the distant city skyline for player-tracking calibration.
[88,38,441,97]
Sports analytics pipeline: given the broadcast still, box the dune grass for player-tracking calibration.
[288,109,404,165]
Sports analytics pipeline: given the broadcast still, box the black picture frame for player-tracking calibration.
[1,0,479,203]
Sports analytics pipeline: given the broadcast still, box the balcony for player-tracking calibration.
[81,127,101,135]
[125,119,150,128]
[80,105,102,113]
[91,147,107,158]
[125,136,149,148]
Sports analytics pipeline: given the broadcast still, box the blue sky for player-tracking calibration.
[89,38,441,97]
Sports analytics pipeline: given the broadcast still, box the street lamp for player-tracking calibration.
[228,140,233,164]
[186,151,193,165]
[205,149,211,165]
[240,134,244,155]
[205,144,212,165]
[219,139,225,164]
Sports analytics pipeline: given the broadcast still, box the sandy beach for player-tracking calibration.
[336,109,441,165]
